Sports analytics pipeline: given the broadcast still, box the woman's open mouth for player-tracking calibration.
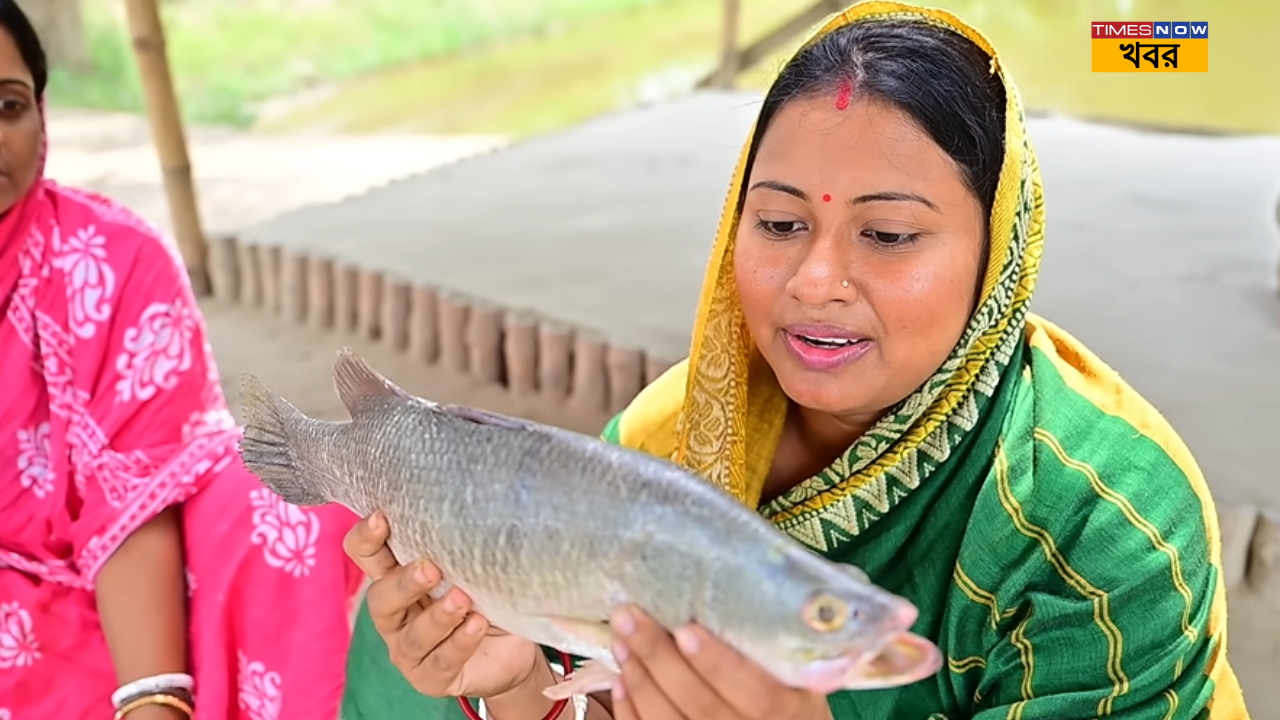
[783,330,873,371]
[795,335,859,349]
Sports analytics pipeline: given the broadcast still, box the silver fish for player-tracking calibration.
[236,348,942,698]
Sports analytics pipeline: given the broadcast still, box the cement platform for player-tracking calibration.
[239,92,763,363]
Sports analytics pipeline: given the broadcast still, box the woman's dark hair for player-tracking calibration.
[746,19,1007,220]
[0,1,48,99]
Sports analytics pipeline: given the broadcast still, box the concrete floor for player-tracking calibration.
[44,107,508,239]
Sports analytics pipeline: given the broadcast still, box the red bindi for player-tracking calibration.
[822,193,832,203]
[834,78,853,110]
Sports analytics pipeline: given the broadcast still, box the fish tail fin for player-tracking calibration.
[237,373,330,507]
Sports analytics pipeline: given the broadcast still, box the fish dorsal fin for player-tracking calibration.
[435,403,536,432]
[332,347,411,416]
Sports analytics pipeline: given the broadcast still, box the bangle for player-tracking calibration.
[111,673,195,708]
[112,692,194,720]
[456,650,577,720]
[470,694,588,720]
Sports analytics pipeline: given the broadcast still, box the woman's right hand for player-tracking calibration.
[342,511,544,701]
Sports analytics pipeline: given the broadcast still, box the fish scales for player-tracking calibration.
[236,348,943,698]
[331,395,777,629]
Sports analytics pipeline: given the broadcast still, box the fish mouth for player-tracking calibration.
[795,631,942,695]
[844,631,943,690]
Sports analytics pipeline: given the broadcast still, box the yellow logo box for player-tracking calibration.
[1090,22,1208,73]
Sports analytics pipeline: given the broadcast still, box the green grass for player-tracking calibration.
[256,0,811,137]
[47,0,687,127]
[48,0,1280,137]
[254,0,1280,139]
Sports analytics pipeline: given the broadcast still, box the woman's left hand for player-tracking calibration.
[608,605,835,720]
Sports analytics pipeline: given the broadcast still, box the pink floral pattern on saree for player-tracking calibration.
[0,180,362,719]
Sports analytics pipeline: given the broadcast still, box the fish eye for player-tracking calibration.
[803,592,850,633]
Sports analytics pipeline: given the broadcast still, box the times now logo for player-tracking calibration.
[1091,22,1209,39]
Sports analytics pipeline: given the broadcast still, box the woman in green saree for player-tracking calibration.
[338,2,1251,719]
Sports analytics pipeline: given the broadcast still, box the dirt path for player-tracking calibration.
[44,107,507,238]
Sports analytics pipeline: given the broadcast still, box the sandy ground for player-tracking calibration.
[42,106,1279,717]
[202,298,610,433]
[43,107,508,238]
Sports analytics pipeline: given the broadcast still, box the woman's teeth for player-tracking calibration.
[799,335,857,348]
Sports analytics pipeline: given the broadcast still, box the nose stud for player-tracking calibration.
[841,280,850,288]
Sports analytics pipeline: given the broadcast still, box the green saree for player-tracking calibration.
[340,2,1249,719]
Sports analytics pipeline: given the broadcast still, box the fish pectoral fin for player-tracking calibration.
[332,347,413,416]
[547,617,615,650]
[436,403,537,432]
[542,660,619,700]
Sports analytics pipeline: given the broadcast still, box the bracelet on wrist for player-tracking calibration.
[112,692,194,720]
[111,673,195,709]
[456,650,578,720]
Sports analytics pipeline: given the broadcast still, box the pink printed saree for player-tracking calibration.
[0,166,363,717]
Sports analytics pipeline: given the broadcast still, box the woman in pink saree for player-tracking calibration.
[0,4,363,719]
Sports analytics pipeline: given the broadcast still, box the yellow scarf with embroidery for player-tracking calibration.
[614,0,1044,530]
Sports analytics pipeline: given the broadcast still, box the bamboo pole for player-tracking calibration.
[698,0,845,89]
[122,0,209,296]
[714,0,741,89]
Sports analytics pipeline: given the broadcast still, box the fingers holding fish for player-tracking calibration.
[374,572,471,694]
[611,641,682,720]
[671,624,833,720]
[395,613,546,701]
[609,606,833,720]
[365,560,441,638]
[373,572,517,700]
[419,611,489,679]
[342,511,400,581]
[399,603,487,695]
[610,606,716,719]
[403,585,473,662]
